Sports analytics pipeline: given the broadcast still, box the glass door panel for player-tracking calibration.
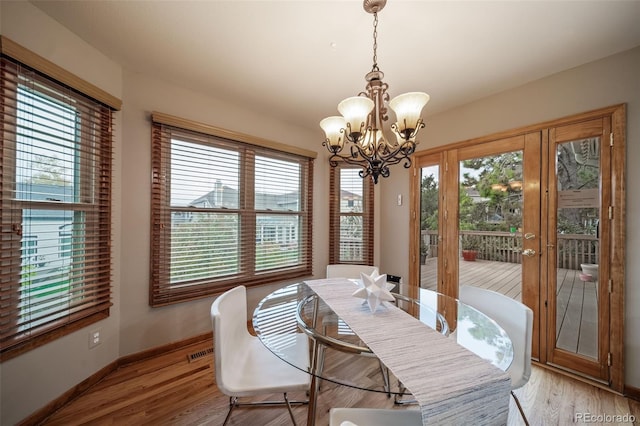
[419,165,439,290]
[456,134,542,360]
[554,138,600,357]
[458,151,524,301]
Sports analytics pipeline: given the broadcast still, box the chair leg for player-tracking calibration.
[222,394,308,425]
[222,396,237,426]
[378,360,390,397]
[283,392,297,426]
[511,390,530,426]
[316,343,326,392]
[394,380,417,405]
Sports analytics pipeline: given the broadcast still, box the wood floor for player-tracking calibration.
[40,337,639,426]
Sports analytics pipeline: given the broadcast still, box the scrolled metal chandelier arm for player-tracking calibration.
[319,0,430,184]
[325,133,418,184]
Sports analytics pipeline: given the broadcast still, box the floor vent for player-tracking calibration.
[187,346,213,363]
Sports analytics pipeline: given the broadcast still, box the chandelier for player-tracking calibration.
[320,0,430,184]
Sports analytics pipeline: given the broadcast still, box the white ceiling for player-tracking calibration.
[30,0,640,133]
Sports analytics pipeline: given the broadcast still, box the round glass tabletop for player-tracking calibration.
[253,281,513,394]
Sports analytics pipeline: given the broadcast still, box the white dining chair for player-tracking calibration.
[329,407,422,426]
[326,264,379,279]
[211,285,310,425]
[459,285,533,426]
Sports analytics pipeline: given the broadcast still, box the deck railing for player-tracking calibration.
[421,230,598,270]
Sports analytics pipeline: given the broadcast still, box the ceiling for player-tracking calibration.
[30,0,640,134]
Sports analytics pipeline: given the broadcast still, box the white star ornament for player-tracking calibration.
[352,272,395,313]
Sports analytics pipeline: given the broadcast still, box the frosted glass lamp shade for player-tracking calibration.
[389,92,430,132]
[338,96,374,137]
[320,116,347,148]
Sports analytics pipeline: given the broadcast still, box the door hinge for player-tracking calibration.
[608,206,613,220]
[608,279,613,294]
[445,161,449,172]
[607,352,612,366]
[609,132,614,147]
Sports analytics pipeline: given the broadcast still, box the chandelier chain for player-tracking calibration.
[372,12,379,71]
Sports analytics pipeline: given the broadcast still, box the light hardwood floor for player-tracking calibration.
[40,337,639,426]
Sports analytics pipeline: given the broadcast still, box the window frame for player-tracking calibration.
[0,38,118,361]
[149,114,314,306]
[329,165,374,265]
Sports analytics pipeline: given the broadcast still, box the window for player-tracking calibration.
[329,166,374,264]
[150,115,314,306]
[1,38,118,360]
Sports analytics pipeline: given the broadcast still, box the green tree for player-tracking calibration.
[556,140,600,235]
[460,152,523,231]
[420,174,439,231]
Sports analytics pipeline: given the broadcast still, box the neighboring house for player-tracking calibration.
[16,182,74,270]
[189,180,238,209]
[340,188,363,212]
[464,187,490,205]
[183,182,363,252]
[186,180,300,245]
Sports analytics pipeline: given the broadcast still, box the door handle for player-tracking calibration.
[522,249,536,257]
[524,233,535,240]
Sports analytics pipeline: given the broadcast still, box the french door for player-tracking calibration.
[545,117,612,382]
[455,135,542,361]
[410,105,625,391]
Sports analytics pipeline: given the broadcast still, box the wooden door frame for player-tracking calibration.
[409,104,626,392]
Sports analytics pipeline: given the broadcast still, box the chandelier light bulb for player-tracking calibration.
[389,92,430,133]
[320,116,347,149]
[361,129,376,149]
[338,96,374,140]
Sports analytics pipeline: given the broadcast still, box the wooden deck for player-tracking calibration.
[420,258,598,359]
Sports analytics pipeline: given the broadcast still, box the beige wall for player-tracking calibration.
[2,1,639,424]
[118,70,327,356]
[379,46,640,388]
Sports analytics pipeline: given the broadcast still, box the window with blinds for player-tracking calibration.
[0,52,115,360]
[150,119,313,306]
[329,166,374,265]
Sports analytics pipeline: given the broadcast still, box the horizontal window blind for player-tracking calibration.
[1,56,114,359]
[329,165,374,265]
[150,121,313,306]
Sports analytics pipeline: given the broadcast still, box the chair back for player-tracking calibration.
[329,408,422,426]
[210,285,251,393]
[459,285,533,390]
[326,264,379,279]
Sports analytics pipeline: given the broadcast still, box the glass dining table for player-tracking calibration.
[252,281,514,425]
